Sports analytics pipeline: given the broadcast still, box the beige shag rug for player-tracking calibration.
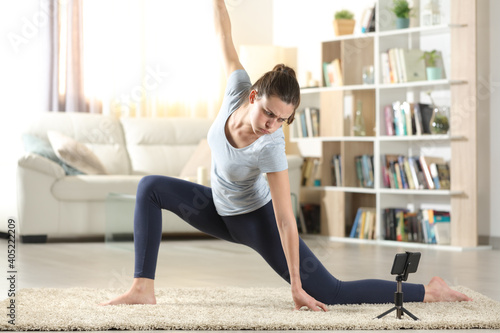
[1,286,499,331]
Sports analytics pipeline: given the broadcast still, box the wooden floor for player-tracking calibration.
[1,236,499,331]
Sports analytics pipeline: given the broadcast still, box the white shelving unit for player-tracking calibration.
[292,0,484,249]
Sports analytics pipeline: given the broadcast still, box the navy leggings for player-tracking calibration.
[133,175,425,305]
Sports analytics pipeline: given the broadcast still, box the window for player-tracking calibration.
[83,0,224,118]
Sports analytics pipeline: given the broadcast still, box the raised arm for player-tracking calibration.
[267,170,328,312]
[212,0,244,77]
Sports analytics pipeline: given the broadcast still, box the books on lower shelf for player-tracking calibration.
[382,154,450,190]
[292,107,320,138]
[384,102,436,136]
[382,208,451,245]
[349,207,376,239]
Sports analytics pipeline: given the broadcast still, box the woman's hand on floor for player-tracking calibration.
[292,287,328,312]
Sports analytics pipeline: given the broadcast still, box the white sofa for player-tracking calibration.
[16,112,303,243]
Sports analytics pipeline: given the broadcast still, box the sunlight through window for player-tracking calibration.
[83,0,223,118]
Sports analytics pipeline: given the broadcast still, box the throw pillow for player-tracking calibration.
[22,134,83,175]
[179,139,211,180]
[47,131,108,175]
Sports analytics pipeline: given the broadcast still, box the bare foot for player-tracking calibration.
[423,276,472,302]
[100,278,157,305]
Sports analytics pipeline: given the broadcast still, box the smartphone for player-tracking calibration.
[390,252,421,276]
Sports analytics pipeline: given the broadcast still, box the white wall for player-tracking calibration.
[273,0,375,87]
[228,0,273,49]
[0,1,45,228]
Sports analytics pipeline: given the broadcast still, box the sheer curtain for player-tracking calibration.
[83,0,225,119]
[46,0,88,112]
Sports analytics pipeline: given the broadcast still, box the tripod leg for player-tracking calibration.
[401,307,419,321]
[375,307,397,319]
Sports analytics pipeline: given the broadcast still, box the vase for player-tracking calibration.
[429,106,449,135]
[426,67,442,80]
[353,100,366,136]
[396,17,409,29]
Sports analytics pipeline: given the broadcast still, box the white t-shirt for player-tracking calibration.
[207,69,288,216]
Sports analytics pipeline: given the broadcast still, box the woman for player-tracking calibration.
[101,0,471,310]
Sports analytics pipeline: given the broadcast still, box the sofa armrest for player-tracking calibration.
[18,153,65,179]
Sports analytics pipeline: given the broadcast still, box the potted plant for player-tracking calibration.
[391,0,412,29]
[333,9,355,36]
[421,50,442,80]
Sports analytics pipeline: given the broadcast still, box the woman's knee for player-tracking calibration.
[136,175,170,201]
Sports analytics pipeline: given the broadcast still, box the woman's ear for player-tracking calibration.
[249,90,257,104]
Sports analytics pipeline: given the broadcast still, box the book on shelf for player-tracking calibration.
[301,157,321,187]
[331,154,342,186]
[414,103,434,134]
[381,154,449,190]
[305,107,314,138]
[382,208,450,244]
[293,107,320,138]
[435,163,450,189]
[380,52,392,84]
[355,154,374,188]
[392,101,408,136]
[322,59,343,87]
[310,108,320,137]
[312,158,322,186]
[384,105,395,135]
[299,109,308,137]
[380,48,427,84]
[349,207,376,239]
[433,211,451,245]
[419,155,445,190]
[413,102,423,135]
[360,5,376,33]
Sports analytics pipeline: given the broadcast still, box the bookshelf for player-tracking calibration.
[292,0,485,249]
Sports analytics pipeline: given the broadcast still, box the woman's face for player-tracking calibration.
[248,90,294,137]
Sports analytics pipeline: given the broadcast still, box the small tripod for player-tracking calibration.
[376,251,420,321]
[376,275,418,320]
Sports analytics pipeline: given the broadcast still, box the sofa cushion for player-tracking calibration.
[23,113,131,175]
[18,153,66,179]
[48,131,108,175]
[51,175,144,201]
[121,118,212,176]
[179,139,212,180]
[22,133,83,175]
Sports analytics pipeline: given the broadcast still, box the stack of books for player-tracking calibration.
[381,154,450,190]
[380,48,436,84]
[382,208,451,245]
[384,102,436,136]
[349,207,376,239]
[292,107,320,138]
